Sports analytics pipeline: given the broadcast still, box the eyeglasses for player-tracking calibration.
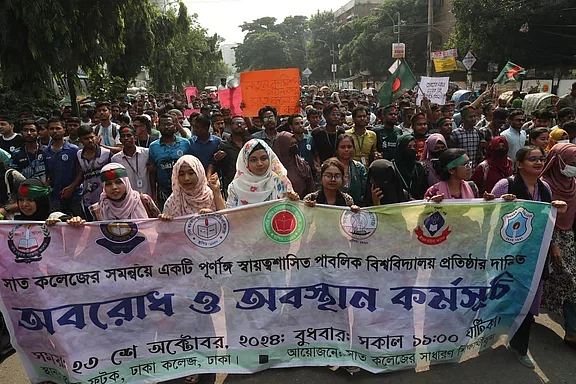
[526,156,546,163]
[262,116,276,121]
[323,173,342,181]
[232,122,245,126]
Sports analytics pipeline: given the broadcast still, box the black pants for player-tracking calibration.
[0,313,15,364]
[510,313,534,355]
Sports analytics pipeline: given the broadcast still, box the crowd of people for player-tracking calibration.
[1,81,576,378]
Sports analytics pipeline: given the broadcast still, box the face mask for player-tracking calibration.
[559,157,576,178]
[289,146,299,157]
[430,149,445,158]
[494,148,507,157]
[558,140,570,144]
[404,148,417,161]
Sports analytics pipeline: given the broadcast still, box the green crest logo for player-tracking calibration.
[263,203,306,243]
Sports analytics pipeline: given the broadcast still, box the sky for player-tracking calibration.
[181,0,340,44]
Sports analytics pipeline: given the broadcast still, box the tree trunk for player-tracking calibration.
[67,70,79,116]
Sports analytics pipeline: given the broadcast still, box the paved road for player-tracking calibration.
[1,313,575,384]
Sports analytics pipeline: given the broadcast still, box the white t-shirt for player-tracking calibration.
[111,147,152,196]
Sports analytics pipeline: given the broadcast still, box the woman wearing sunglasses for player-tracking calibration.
[424,148,479,202]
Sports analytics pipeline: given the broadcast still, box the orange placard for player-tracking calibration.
[240,69,301,117]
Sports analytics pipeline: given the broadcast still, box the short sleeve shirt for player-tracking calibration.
[345,127,377,166]
[42,142,82,201]
[189,135,222,170]
[77,147,111,207]
[10,146,47,183]
[148,136,193,193]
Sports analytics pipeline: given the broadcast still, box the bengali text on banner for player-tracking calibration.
[0,200,555,383]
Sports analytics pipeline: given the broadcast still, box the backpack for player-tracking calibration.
[94,124,118,140]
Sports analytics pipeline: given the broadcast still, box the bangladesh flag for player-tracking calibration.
[494,61,526,84]
[376,59,418,106]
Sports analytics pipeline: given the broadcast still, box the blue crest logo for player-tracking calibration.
[500,208,534,245]
[96,222,146,254]
[424,211,445,236]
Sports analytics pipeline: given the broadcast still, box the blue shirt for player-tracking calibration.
[189,135,221,171]
[42,142,82,202]
[148,136,193,193]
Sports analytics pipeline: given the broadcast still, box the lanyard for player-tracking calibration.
[24,145,39,167]
[82,150,99,173]
[324,130,337,152]
[124,152,140,178]
[354,131,366,153]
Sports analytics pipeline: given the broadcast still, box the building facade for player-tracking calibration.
[334,0,383,24]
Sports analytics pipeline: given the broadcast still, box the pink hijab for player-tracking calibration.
[163,155,215,217]
[99,163,149,220]
[541,143,576,230]
[420,133,446,186]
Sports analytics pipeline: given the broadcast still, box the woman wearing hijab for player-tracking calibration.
[273,131,315,198]
[541,143,576,350]
[226,139,298,208]
[393,134,427,200]
[546,128,569,152]
[420,133,447,187]
[471,136,513,195]
[425,148,478,201]
[86,163,160,221]
[160,155,225,219]
[490,146,567,367]
[364,159,409,206]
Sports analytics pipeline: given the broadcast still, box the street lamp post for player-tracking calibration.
[381,10,402,43]
[317,39,337,87]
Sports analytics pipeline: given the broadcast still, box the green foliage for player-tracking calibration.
[0,86,59,120]
[307,11,340,82]
[451,0,576,67]
[87,67,130,102]
[148,3,228,92]
[234,16,308,72]
[338,0,428,77]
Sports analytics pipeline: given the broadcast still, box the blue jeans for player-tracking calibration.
[564,301,576,337]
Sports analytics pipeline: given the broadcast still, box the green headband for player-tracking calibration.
[18,184,51,198]
[100,168,128,182]
[437,117,449,126]
[444,154,470,171]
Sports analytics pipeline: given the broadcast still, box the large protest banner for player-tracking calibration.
[240,69,301,117]
[0,200,554,384]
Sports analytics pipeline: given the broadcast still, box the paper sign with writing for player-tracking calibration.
[417,77,450,105]
[185,86,198,102]
[0,200,554,383]
[240,69,301,117]
[218,87,243,116]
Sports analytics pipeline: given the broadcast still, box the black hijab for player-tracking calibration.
[364,159,408,205]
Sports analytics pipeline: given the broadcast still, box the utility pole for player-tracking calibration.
[426,0,433,76]
[331,43,337,87]
[397,12,401,43]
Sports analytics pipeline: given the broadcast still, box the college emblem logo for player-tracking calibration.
[7,224,51,263]
[177,150,183,156]
[500,207,534,245]
[263,203,305,244]
[61,154,68,161]
[415,211,451,245]
[185,213,229,248]
[96,222,145,254]
[340,210,378,241]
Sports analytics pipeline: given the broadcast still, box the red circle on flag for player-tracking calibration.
[271,211,297,235]
[391,78,401,92]
[105,170,117,180]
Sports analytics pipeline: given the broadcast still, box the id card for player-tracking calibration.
[361,156,367,166]
[136,179,143,188]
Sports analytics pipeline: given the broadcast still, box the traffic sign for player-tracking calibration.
[302,68,312,78]
[463,51,476,70]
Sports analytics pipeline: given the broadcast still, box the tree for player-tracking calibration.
[307,11,340,82]
[338,0,428,78]
[234,16,308,72]
[451,0,576,68]
[0,0,136,115]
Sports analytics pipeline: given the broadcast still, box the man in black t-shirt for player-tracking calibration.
[311,103,345,164]
[0,116,24,154]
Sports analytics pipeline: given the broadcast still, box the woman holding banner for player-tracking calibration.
[304,158,359,212]
[226,139,299,208]
[159,155,225,220]
[424,149,479,201]
[491,146,567,367]
[541,143,576,351]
